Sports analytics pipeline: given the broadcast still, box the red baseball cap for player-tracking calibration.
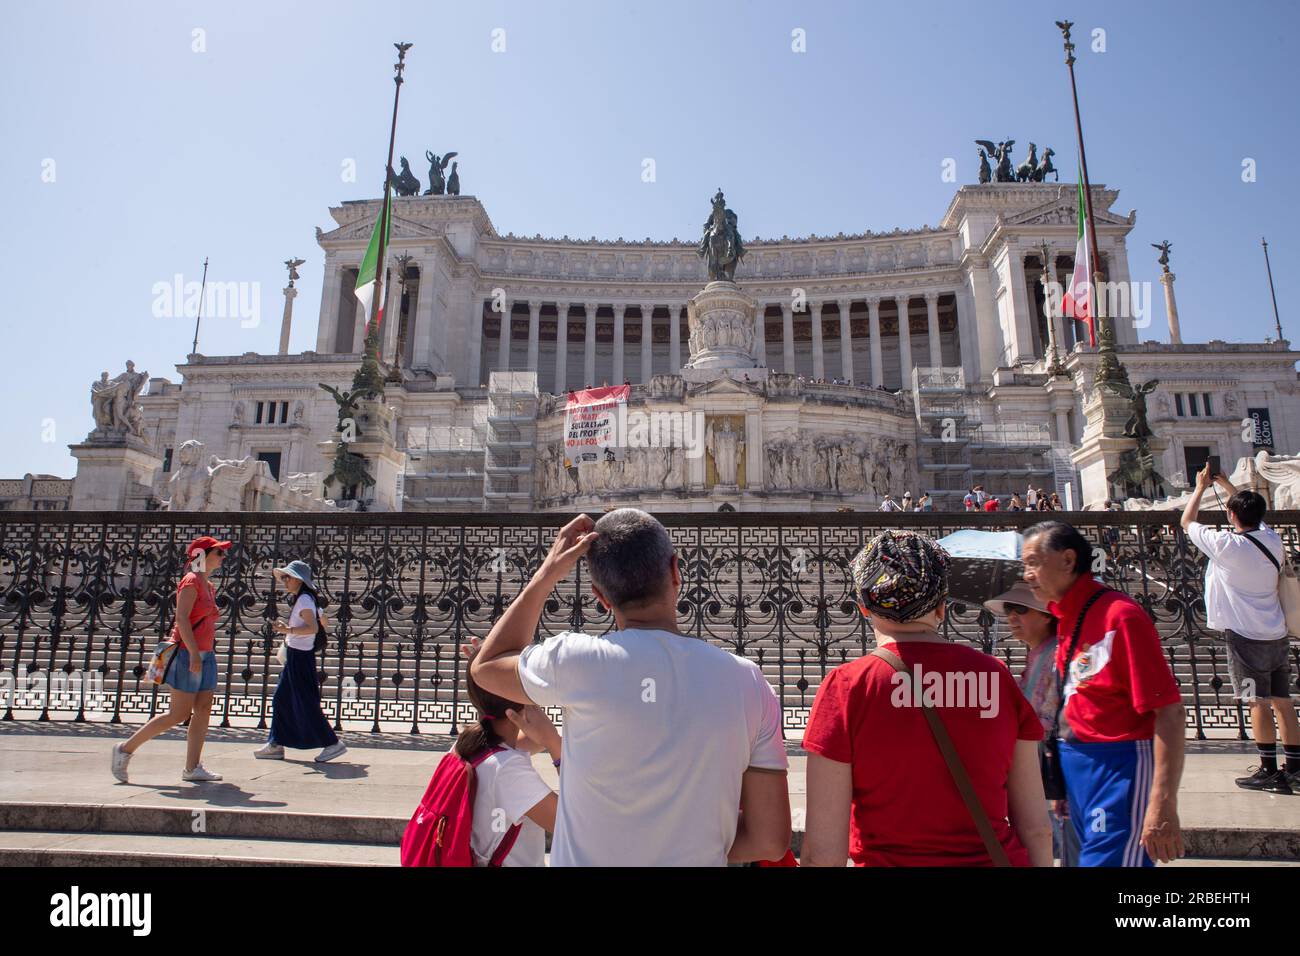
[186,535,232,559]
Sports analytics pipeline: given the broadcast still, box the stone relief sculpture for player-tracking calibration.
[165,440,213,511]
[764,431,913,498]
[164,439,333,512]
[89,361,149,438]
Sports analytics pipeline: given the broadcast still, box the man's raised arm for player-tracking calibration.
[470,514,598,704]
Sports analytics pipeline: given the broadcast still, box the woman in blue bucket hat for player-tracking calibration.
[254,560,347,763]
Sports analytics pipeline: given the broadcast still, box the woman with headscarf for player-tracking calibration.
[801,530,1052,866]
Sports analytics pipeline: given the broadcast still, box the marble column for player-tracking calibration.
[496,303,512,371]
[1054,408,1071,444]
[1006,248,1036,362]
[527,300,541,372]
[867,296,883,387]
[641,303,654,383]
[781,302,795,373]
[811,301,825,380]
[837,298,854,382]
[669,305,682,373]
[352,297,367,353]
[413,260,436,369]
[612,304,626,383]
[316,261,341,353]
[584,304,597,387]
[925,291,942,369]
[467,299,484,387]
[1160,269,1181,345]
[896,295,913,388]
[752,302,768,367]
[554,302,570,394]
[278,285,297,355]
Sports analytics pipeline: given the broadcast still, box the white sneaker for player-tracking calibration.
[111,742,132,783]
[314,743,347,763]
[182,763,223,782]
[253,743,285,759]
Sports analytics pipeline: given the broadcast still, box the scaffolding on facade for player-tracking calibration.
[911,367,1073,510]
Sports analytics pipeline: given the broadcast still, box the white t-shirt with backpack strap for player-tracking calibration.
[469,745,551,867]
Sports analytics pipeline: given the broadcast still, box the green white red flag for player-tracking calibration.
[1062,170,1095,346]
[354,189,393,329]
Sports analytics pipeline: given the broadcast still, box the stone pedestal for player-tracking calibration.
[319,399,407,511]
[69,436,164,511]
[680,281,764,384]
[1070,389,1169,506]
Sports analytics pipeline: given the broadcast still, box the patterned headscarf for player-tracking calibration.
[850,529,951,622]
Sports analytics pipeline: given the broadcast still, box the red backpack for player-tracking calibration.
[400,746,522,867]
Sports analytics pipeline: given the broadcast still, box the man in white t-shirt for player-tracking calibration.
[471,509,791,866]
[1182,463,1299,795]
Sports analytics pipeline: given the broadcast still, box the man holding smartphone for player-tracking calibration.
[1181,462,1299,794]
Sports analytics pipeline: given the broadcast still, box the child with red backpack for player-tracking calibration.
[402,645,559,867]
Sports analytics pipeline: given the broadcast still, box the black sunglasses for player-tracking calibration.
[1003,603,1032,616]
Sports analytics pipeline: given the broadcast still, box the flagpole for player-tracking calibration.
[190,256,209,356]
[354,42,411,396]
[1263,237,1284,342]
[1056,20,1126,386]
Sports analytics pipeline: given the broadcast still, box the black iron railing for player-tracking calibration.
[1,510,1296,739]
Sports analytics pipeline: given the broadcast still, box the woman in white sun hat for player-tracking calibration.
[254,560,347,763]
[985,581,1077,866]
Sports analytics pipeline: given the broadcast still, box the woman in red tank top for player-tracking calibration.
[110,535,231,785]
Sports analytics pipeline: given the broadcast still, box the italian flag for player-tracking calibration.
[1062,170,1096,346]
[354,189,393,330]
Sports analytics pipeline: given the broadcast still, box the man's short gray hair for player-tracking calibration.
[587,508,675,609]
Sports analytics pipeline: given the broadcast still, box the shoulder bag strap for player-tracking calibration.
[1240,530,1283,572]
[469,745,525,867]
[871,646,1012,867]
[1050,586,1110,741]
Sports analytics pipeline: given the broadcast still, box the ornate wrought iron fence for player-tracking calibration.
[1,510,1296,739]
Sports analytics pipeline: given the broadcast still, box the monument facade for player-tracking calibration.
[43,178,1300,512]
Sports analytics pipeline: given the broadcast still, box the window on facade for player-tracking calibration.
[1203,393,1212,416]
[1175,394,1184,416]
[1188,393,1199,416]
[162,448,173,473]
[254,400,289,425]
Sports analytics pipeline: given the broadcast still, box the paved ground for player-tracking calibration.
[2,722,1298,864]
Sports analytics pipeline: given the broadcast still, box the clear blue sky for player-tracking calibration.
[2,0,1295,477]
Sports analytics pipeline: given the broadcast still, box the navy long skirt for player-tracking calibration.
[269,646,339,749]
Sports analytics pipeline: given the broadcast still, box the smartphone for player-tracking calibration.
[1206,455,1221,479]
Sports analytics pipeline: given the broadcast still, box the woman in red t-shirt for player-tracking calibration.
[111,535,230,784]
[801,530,1053,867]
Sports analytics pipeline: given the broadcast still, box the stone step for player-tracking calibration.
[0,801,403,846]
[0,830,393,866]
[4,801,1298,863]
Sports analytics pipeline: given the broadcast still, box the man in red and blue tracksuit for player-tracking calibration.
[1022,521,1186,866]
